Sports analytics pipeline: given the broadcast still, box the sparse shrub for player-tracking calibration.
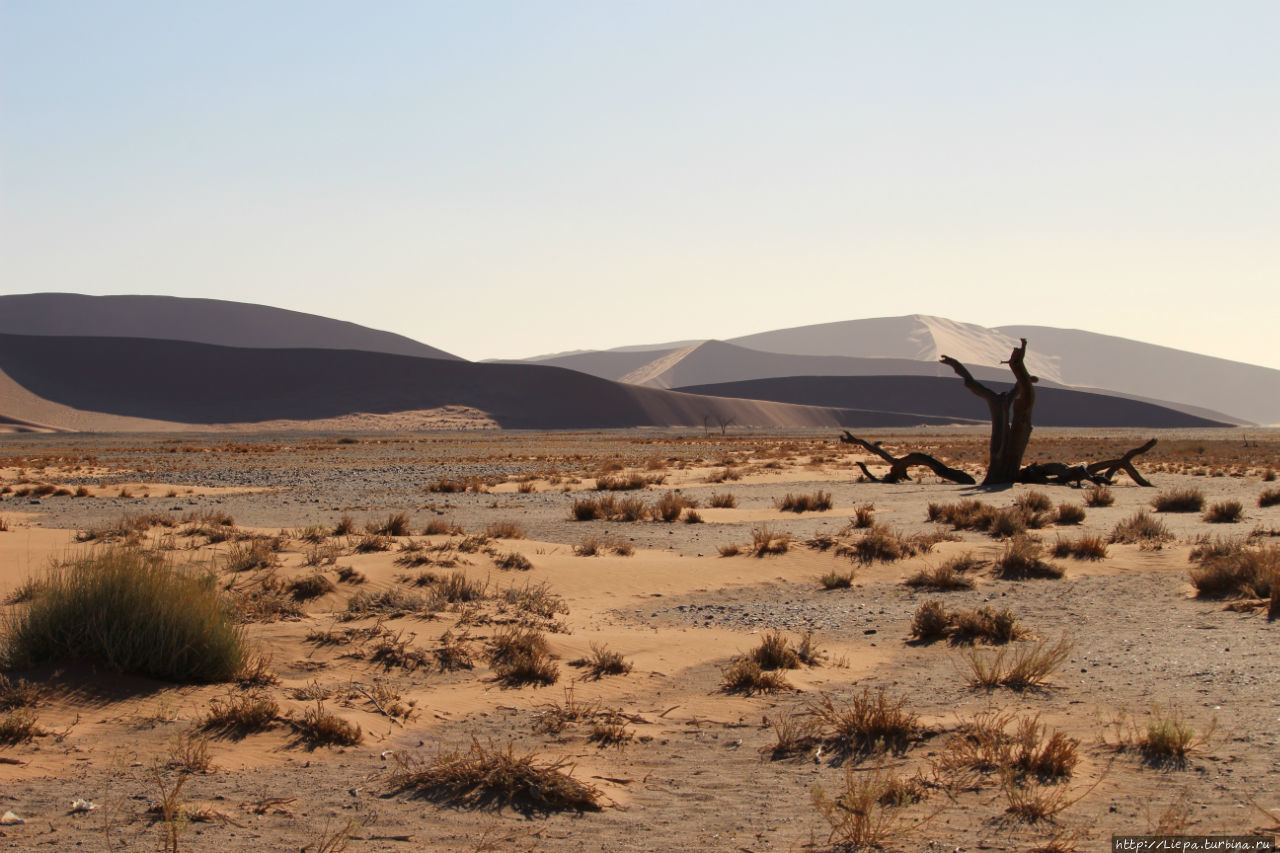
[354,533,391,553]
[1051,534,1108,560]
[203,691,279,734]
[0,708,44,744]
[498,580,567,620]
[495,551,532,571]
[653,491,692,522]
[766,708,823,758]
[749,630,802,670]
[224,539,278,572]
[809,689,920,756]
[777,490,833,513]
[708,492,737,508]
[1189,541,1279,599]
[1153,488,1205,513]
[332,514,356,536]
[1260,488,1280,508]
[422,518,462,536]
[910,600,951,642]
[819,569,855,590]
[1138,709,1213,764]
[1053,503,1086,525]
[0,674,43,710]
[288,573,335,600]
[289,700,362,746]
[569,496,606,521]
[589,712,633,747]
[435,629,475,671]
[682,508,704,524]
[74,485,91,498]
[1204,500,1243,523]
[437,571,488,603]
[845,524,924,564]
[905,559,976,590]
[965,636,1071,690]
[335,566,365,584]
[487,626,558,686]
[3,547,248,682]
[389,738,601,813]
[720,658,791,694]
[484,520,526,539]
[377,513,412,536]
[811,764,926,848]
[570,643,632,678]
[1084,485,1114,507]
[1109,511,1173,546]
[1016,491,1053,513]
[850,504,876,529]
[573,536,632,557]
[950,606,1026,645]
[344,587,435,619]
[750,524,790,556]
[994,536,1064,579]
[717,543,741,557]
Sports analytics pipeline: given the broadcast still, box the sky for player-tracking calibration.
[2,1,1277,366]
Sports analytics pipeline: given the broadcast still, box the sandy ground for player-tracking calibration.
[1,430,1279,851]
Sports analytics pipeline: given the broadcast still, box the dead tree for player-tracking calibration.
[839,338,1157,487]
[839,432,975,485]
[940,338,1036,486]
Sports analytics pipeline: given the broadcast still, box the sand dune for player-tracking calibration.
[0,333,853,431]
[0,293,462,361]
[676,375,1232,429]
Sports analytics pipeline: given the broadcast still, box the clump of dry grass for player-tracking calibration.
[202,691,279,735]
[994,536,1065,579]
[0,674,44,711]
[1188,540,1279,599]
[484,520,526,539]
[1109,511,1174,546]
[777,490,833,513]
[332,514,356,536]
[708,492,737,508]
[1260,487,1280,508]
[486,626,558,686]
[935,710,1078,786]
[1102,707,1215,767]
[819,568,855,589]
[344,587,437,619]
[717,543,742,557]
[1016,491,1053,513]
[904,555,980,590]
[1051,533,1109,560]
[589,711,633,747]
[720,658,792,694]
[389,738,602,813]
[434,629,475,671]
[747,630,803,670]
[811,763,926,849]
[909,600,953,643]
[910,601,1026,645]
[1152,488,1205,513]
[573,536,633,557]
[842,524,933,564]
[808,689,921,757]
[750,524,791,556]
[288,573,335,600]
[594,472,646,491]
[1204,500,1243,523]
[965,636,1072,691]
[353,533,392,553]
[1084,485,1115,507]
[421,518,462,536]
[289,700,362,746]
[653,491,695,522]
[375,513,412,536]
[568,643,632,679]
[0,708,44,744]
[1053,503,1086,525]
[494,551,532,571]
[850,503,876,529]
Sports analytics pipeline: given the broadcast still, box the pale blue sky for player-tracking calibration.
[3,2,1277,365]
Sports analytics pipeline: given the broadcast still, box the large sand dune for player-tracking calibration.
[0,293,462,362]
[676,375,1232,429]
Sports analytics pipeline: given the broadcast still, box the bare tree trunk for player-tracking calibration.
[940,338,1037,486]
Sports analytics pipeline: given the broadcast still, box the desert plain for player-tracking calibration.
[1,427,1279,852]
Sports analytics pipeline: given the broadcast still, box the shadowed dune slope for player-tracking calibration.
[0,293,462,361]
[676,376,1233,429]
[998,325,1280,426]
[0,334,860,430]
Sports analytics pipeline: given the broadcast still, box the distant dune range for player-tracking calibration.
[0,333,1227,433]
[0,293,462,361]
[676,376,1231,430]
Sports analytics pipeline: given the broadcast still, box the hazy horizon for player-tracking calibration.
[3,2,1277,367]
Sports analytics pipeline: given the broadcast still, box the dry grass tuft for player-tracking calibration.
[1051,533,1109,561]
[708,492,737,508]
[819,568,856,590]
[720,658,792,694]
[203,691,279,735]
[994,536,1065,579]
[910,601,1026,645]
[811,763,927,849]
[843,524,929,564]
[905,556,978,590]
[750,524,791,556]
[1204,500,1243,524]
[850,503,876,529]
[808,688,920,756]
[717,543,742,557]
[1053,503,1086,525]
[1109,511,1173,546]
[777,490,833,513]
[965,636,1072,691]
[484,520,526,539]
[573,536,633,557]
[376,513,412,536]
[1260,487,1280,508]
[1188,540,1279,599]
[569,643,633,679]
[494,551,532,571]
[1153,488,1205,513]
[0,708,45,744]
[1084,485,1115,507]
[486,626,558,686]
[389,738,602,813]
[1016,491,1053,513]
[288,573,335,600]
[289,700,362,746]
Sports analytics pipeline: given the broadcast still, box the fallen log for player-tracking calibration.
[839,432,976,485]
[1084,438,1157,487]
